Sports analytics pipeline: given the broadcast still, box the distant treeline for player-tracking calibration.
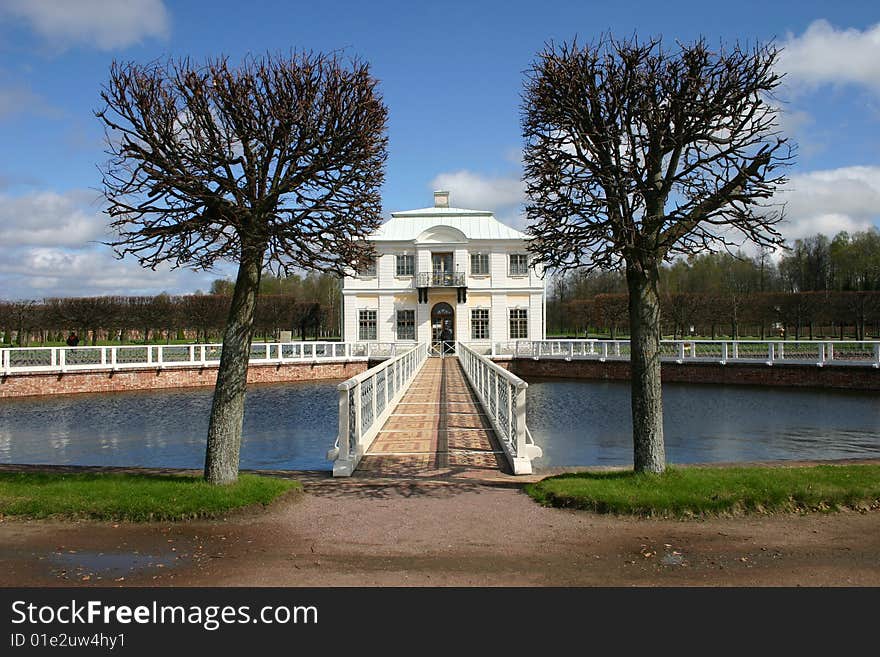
[563,290,880,340]
[548,229,880,339]
[0,295,335,346]
[1,273,342,347]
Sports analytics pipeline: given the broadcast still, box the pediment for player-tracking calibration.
[415,225,467,244]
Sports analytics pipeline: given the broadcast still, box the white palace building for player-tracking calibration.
[342,191,546,352]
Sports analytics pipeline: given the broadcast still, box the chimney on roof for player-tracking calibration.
[433,190,450,208]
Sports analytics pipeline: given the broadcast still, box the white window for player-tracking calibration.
[509,308,528,339]
[509,254,529,276]
[470,253,489,276]
[470,309,490,340]
[358,309,377,341]
[396,309,415,340]
[396,254,414,276]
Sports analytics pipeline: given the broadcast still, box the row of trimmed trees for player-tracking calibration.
[561,290,880,341]
[0,295,335,347]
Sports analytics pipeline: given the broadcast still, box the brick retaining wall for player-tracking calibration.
[506,358,880,391]
[0,361,368,399]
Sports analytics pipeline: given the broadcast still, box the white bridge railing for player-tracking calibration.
[456,341,543,475]
[492,339,880,368]
[327,342,429,476]
[0,341,406,375]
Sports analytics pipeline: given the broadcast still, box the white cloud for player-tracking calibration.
[779,19,880,91]
[775,165,880,240]
[0,0,170,51]
[0,187,233,298]
[430,169,524,212]
[0,245,225,298]
[0,190,107,247]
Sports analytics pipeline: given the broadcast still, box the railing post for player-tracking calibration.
[200,345,206,365]
[733,341,739,359]
[354,381,363,450]
[147,346,153,366]
[2,349,9,374]
[507,381,513,442]
[111,347,117,369]
[50,348,57,369]
[874,343,880,367]
[768,343,774,364]
[371,370,377,434]
[189,345,195,364]
[568,342,574,361]
[515,383,527,459]
[778,342,785,361]
[59,349,66,373]
[338,386,350,460]
[818,343,825,366]
[100,347,107,366]
[157,345,164,367]
[600,342,608,361]
[614,341,621,357]
[828,342,834,362]
[677,342,685,361]
[721,342,728,364]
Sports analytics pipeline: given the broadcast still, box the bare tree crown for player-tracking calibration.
[522,35,793,273]
[97,51,388,273]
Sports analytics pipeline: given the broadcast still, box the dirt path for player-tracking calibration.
[2,477,879,586]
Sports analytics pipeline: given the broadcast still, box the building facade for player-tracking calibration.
[342,191,545,350]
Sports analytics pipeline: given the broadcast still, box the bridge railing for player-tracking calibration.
[456,341,542,475]
[328,342,429,476]
[0,341,410,375]
[492,339,880,367]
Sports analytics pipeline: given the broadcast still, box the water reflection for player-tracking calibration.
[526,378,880,469]
[1,378,878,471]
[0,381,338,471]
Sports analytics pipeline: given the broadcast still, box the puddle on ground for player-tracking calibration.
[661,552,686,567]
[46,550,182,581]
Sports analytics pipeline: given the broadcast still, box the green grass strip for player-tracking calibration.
[0,472,300,521]
[525,464,880,517]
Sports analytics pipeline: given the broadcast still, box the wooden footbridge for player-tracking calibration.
[327,343,543,477]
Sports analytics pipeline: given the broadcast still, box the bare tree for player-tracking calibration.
[98,52,388,483]
[522,36,792,472]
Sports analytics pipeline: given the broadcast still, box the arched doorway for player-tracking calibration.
[431,302,454,355]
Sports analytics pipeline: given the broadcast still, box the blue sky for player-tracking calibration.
[0,0,878,297]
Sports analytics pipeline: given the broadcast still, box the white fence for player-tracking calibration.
[456,342,543,475]
[0,341,408,375]
[327,342,429,477]
[492,339,880,368]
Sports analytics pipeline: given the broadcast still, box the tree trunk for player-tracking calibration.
[204,244,263,485]
[626,261,666,474]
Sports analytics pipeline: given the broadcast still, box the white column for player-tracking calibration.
[491,292,506,345]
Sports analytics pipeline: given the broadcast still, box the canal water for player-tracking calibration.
[0,378,878,471]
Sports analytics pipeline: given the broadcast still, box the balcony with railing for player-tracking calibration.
[416,271,466,287]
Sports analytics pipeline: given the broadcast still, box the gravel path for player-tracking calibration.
[3,475,879,586]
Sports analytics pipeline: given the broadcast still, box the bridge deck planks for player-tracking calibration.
[355,357,508,477]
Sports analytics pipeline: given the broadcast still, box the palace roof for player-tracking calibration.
[371,205,527,242]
